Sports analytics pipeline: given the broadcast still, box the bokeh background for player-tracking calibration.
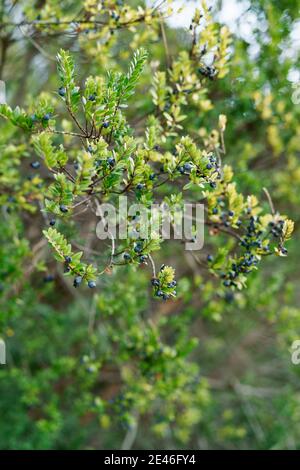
[0,0,300,449]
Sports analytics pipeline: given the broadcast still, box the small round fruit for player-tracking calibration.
[73,276,82,288]
[43,274,55,283]
[58,87,66,97]
[59,204,68,213]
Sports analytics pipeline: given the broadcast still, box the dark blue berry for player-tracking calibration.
[184,163,192,172]
[210,181,217,189]
[73,276,82,288]
[43,274,55,283]
[151,278,160,287]
[224,292,234,303]
[88,94,96,101]
[123,252,131,261]
[156,290,164,297]
[58,87,66,97]
[167,280,177,288]
[206,163,213,170]
[59,204,68,213]
[111,11,120,20]
[64,256,72,264]
[107,157,115,167]
[228,210,234,217]
[212,207,218,214]
[43,113,51,121]
[149,173,156,181]
[139,255,147,263]
[134,243,143,253]
[178,166,185,174]
[136,183,144,190]
[207,254,213,262]
[223,280,231,287]
[103,121,109,128]
[88,280,96,288]
[30,161,40,169]
[95,159,103,168]
[49,219,56,226]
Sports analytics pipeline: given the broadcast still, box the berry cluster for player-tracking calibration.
[269,219,284,238]
[73,275,96,289]
[198,65,217,80]
[177,152,221,188]
[151,265,177,301]
[43,228,98,290]
[95,156,115,171]
[221,253,259,287]
[30,112,51,125]
[208,211,291,289]
[209,195,242,229]
[269,219,288,255]
[240,216,265,251]
[123,241,148,265]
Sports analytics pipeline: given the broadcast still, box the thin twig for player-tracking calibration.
[18,25,56,61]
[121,413,139,450]
[148,254,156,278]
[263,187,275,215]
[160,15,171,69]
